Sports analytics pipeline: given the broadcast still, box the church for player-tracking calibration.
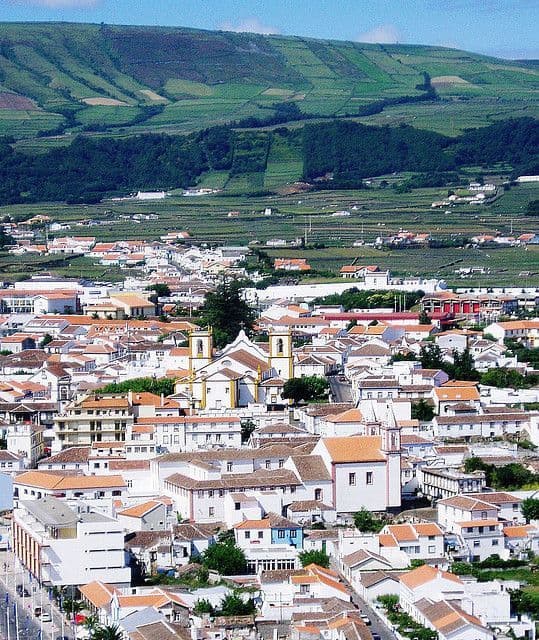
[174,328,294,410]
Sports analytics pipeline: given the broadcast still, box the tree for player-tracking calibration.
[418,310,431,325]
[219,593,256,616]
[522,498,539,523]
[419,343,446,370]
[194,599,215,616]
[92,624,122,640]
[39,333,53,348]
[451,348,479,381]
[146,283,171,304]
[98,376,175,396]
[411,399,435,421]
[298,550,330,568]
[201,538,247,575]
[240,419,256,444]
[198,279,255,348]
[282,376,329,404]
[480,368,538,390]
[353,508,383,533]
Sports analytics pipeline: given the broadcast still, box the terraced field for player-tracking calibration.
[0,23,537,141]
[1,181,537,286]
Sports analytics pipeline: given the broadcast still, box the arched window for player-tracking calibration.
[197,339,204,356]
[276,338,284,355]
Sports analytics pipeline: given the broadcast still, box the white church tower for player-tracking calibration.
[380,402,402,510]
[268,329,293,380]
[189,328,213,373]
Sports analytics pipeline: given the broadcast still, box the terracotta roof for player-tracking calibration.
[434,386,480,401]
[379,534,398,547]
[438,495,498,511]
[15,470,125,490]
[455,519,501,528]
[39,446,90,465]
[465,491,521,504]
[400,564,462,589]
[118,500,163,518]
[326,408,363,424]
[504,525,535,538]
[322,436,385,463]
[79,581,119,608]
[290,455,331,482]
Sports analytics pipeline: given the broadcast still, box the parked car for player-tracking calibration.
[360,614,371,626]
[41,611,52,623]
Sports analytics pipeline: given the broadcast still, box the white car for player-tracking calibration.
[40,612,52,623]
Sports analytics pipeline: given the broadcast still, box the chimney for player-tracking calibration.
[128,390,133,405]
[161,393,164,407]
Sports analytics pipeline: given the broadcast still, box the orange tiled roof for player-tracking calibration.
[118,500,162,518]
[323,435,385,463]
[79,581,119,608]
[400,564,462,589]
[234,519,271,530]
[15,470,125,490]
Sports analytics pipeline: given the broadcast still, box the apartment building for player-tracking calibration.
[12,496,131,587]
[53,394,134,451]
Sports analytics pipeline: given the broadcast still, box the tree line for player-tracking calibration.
[0,117,536,205]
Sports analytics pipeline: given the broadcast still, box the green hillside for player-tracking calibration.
[0,22,537,141]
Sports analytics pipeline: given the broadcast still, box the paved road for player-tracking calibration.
[0,549,76,640]
[328,375,353,403]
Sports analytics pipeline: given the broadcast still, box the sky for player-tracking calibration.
[2,0,538,60]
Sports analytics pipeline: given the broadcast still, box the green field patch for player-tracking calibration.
[164,79,215,97]
[76,105,144,126]
[0,109,64,138]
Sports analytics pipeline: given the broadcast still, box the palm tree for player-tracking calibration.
[83,613,99,635]
[92,623,122,640]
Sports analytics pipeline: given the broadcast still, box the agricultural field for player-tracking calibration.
[0,22,537,142]
[1,181,537,287]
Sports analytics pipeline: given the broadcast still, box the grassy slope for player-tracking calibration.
[0,22,537,142]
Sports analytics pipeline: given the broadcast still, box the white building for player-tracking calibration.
[12,497,130,587]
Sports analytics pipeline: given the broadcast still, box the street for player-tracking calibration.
[0,549,76,640]
[328,374,353,403]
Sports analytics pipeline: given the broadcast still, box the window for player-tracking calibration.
[258,531,263,539]
[492,539,499,546]
[226,462,233,472]
[235,502,241,511]
[208,507,214,517]
[366,471,373,485]
[245,531,250,539]
[428,545,436,553]
[513,503,519,511]
[314,488,322,501]
[481,511,487,519]
[265,460,271,469]
[349,473,356,486]
[473,540,480,548]
[279,459,284,468]
[278,529,285,539]
[290,529,297,538]
[300,584,310,594]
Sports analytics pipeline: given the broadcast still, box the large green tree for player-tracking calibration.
[419,344,446,370]
[98,377,175,396]
[353,508,383,533]
[198,279,255,348]
[219,593,256,616]
[521,498,539,523]
[298,550,330,568]
[201,537,247,575]
[282,376,329,404]
[451,348,479,381]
